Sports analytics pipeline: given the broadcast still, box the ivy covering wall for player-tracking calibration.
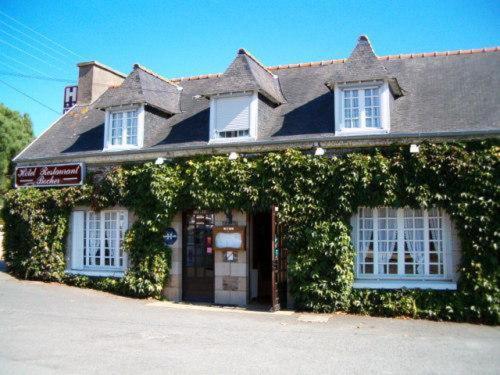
[2,141,499,324]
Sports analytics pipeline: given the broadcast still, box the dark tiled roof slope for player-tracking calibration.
[15,40,500,162]
[203,49,285,104]
[95,65,181,114]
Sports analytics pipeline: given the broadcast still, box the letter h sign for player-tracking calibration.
[63,85,78,113]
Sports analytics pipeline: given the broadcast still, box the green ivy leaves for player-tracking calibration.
[1,140,499,323]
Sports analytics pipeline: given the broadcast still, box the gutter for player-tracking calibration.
[13,129,500,166]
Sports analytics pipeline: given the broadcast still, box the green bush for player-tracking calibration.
[1,140,498,323]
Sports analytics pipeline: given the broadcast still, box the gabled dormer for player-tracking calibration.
[96,64,182,150]
[326,36,403,135]
[205,49,285,142]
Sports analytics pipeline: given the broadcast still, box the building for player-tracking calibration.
[11,36,500,310]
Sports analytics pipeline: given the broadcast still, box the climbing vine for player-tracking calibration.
[2,140,499,324]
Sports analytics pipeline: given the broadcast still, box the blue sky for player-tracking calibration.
[0,0,498,136]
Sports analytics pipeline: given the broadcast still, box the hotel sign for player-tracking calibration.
[15,163,85,188]
[63,85,78,113]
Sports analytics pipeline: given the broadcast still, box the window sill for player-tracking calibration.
[66,269,126,278]
[353,280,457,290]
[335,128,389,136]
[103,145,142,152]
[208,137,255,144]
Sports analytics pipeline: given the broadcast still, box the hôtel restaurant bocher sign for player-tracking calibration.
[15,163,85,188]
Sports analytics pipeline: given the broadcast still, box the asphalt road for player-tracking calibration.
[0,264,498,375]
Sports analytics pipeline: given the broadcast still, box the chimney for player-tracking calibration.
[76,61,126,104]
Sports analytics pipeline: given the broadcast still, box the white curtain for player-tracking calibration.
[362,229,373,260]
[378,230,397,272]
[88,212,101,266]
[357,228,373,275]
[404,230,425,274]
[429,216,440,249]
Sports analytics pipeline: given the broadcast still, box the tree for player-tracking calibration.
[0,103,34,204]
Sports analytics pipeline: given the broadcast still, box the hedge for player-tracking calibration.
[2,140,499,324]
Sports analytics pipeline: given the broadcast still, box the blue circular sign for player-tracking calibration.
[163,227,178,246]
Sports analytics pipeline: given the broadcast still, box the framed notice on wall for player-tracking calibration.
[213,226,245,252]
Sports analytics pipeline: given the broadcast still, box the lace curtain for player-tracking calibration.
[378,230,397,267]
[404,229,425,274]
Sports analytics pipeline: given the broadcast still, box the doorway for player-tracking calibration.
[251,211,272,305]
[182,211,215,302]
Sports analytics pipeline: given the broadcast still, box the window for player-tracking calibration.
[69,210,128,276]
[218,129,250,138]
[352,207,456,289]
[104,106,144,150]
[209,92,257,142]
[334,82,390,134]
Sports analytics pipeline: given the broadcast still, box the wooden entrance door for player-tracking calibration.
[271,206,287,311]
[182,211,215,302]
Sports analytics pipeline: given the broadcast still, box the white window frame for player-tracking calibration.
[334,81,391,135]
[68,209,128,277]
[350,207,457,290]
[103,105,145,151]
[209,91,258,143]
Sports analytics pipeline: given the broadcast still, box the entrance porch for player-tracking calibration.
[163,209,287,309]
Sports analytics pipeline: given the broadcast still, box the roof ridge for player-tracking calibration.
[133,63,182,88]
[237,48,277,77]
[170,46,499,83]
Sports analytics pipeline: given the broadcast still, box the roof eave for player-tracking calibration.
[325,77,404,98]
[14,130,500,165]
[258,89,285,105]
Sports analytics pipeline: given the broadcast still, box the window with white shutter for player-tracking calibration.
[209,92,257,141]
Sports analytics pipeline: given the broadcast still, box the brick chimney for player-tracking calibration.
[76,61,126,104]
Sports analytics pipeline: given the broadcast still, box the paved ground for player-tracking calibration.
[0,264,499,374]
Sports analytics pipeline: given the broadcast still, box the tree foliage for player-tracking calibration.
[2,140,499,323]
[0,103,34,200]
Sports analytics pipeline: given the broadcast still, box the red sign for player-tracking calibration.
[15,163,85,188]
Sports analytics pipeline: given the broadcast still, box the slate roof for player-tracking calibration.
[14,37,500,163]
[325,36,403,97]
[95,64,182,114]
[203,48,286,104]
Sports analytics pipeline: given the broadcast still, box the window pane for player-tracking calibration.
[125,111,138,145]
[404,209,425,275]
[111,112,123,145]
[354,207,448,280]
[110,110,139,146]
[377,208,398,275]
[87,212,101,267]
[357,208,374,275]
[103,212,118,268]
[428,208,444,275]
[343,89,360,128]
[364,88,381,128]
[118,212,126,267]
[83,210,127,271]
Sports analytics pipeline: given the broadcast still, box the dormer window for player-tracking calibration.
[343,88,380,128]
[104,106,144,150]
[334,82,391,135]
[209,92,258,142]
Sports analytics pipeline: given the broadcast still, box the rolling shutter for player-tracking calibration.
[71,211,85,270]
[215,95,251,132]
